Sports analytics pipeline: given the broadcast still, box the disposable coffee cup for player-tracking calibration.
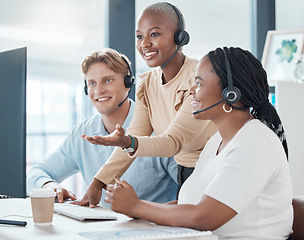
[29,188,56,226]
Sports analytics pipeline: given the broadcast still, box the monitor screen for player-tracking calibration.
[0,47,27,198]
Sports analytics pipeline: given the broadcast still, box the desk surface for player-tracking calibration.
[0,198,217,240]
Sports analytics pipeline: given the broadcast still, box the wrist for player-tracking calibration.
[132,199,143,218]
[122,135,135,153]
[92,178,106,189]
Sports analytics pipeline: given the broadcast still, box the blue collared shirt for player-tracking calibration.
[27,100,178,204]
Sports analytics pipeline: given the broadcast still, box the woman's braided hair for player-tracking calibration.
[208,47,288,159]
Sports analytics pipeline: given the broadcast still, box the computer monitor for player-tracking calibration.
[0,47,27,198]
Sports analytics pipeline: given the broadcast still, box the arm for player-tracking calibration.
[27,131,81,202]
[84,94,216,160]
[131,94,217,159]
[92,99,154,183]
[74,95,154,206]
[27,156,78,203]
[105,179,236,231]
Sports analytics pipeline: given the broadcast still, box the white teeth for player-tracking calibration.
[97,97,110,102]
[144,52,156,57]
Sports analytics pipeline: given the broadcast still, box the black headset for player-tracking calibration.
[161,3,190,69]
[222,48,241,104]
[121,55,135,89]
[84,55,135,95]
[166,2,190,47]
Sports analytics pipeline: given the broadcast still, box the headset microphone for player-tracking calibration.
[118,89,131,107]
[192,100,224,115]
[161,44,183,69]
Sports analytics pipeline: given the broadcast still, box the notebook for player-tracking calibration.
[79,225,214,240]
[53,203,117,221]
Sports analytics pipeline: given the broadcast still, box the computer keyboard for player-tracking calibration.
[53,203,117,221]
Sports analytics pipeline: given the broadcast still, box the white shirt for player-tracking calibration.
[179,119,293,240]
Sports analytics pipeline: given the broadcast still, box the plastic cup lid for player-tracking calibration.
[29,188,56,197]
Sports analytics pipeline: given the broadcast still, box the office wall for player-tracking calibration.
[276,0,304,30]
[276,0,304,195]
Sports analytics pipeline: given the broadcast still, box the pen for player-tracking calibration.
[0,219,27,227]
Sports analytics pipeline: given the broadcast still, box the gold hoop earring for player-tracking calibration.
[223,103,232,113]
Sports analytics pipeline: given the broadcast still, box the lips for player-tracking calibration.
[142,51,157,59]
[191,99,200,108]
[96,97,111,102]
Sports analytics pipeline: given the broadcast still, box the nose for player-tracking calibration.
[140,36,152,48]
[94,83,105,95]
[189,84,196,95]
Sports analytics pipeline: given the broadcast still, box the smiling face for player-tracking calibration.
[190,56,223,120]
[136,10,177,68]
[86,62,128,115]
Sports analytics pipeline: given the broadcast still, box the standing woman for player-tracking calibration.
[76,2,217,206]
[105,47,293,239]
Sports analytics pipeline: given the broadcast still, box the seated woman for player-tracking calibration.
[104,47,293,239]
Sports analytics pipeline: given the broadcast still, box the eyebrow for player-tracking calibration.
[87,74,116,82]
[195,76,203,81]
[136,27,163,33]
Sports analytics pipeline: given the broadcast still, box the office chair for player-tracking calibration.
[288,196,304,240]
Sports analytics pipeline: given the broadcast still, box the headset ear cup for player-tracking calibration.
[83,79,88,95]
[222,86,241,104]
[124,75,135,89]
[174,30,190,46]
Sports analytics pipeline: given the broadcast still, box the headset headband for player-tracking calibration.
[165,2,184,30]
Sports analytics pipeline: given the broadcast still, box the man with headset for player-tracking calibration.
[27,48,178,204]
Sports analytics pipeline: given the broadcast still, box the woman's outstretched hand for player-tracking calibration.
[82,124,130,148]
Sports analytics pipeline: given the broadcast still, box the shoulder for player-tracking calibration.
[177,56,199,88]
[185,56,199,69]
[136,68,162,102]
[182,56,199,77]
[234,119,287,161]
[240,120,279,142]
[138,68,161,85]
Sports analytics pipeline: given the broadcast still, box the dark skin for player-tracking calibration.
[135,10,185,83]
[103,56,253,231]
[74,8,187,207]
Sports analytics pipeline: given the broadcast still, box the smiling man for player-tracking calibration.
[27,48,178,204]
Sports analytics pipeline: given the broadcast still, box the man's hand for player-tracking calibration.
[72,178,105,207]
[42,181,77,203]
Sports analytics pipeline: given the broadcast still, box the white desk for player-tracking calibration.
[0,198,217,240]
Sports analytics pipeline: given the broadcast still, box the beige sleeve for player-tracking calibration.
[94,85,154,185]
[130,92,217,160]
[94,147,134,185]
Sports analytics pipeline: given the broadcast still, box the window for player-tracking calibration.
[0,0,106,197]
